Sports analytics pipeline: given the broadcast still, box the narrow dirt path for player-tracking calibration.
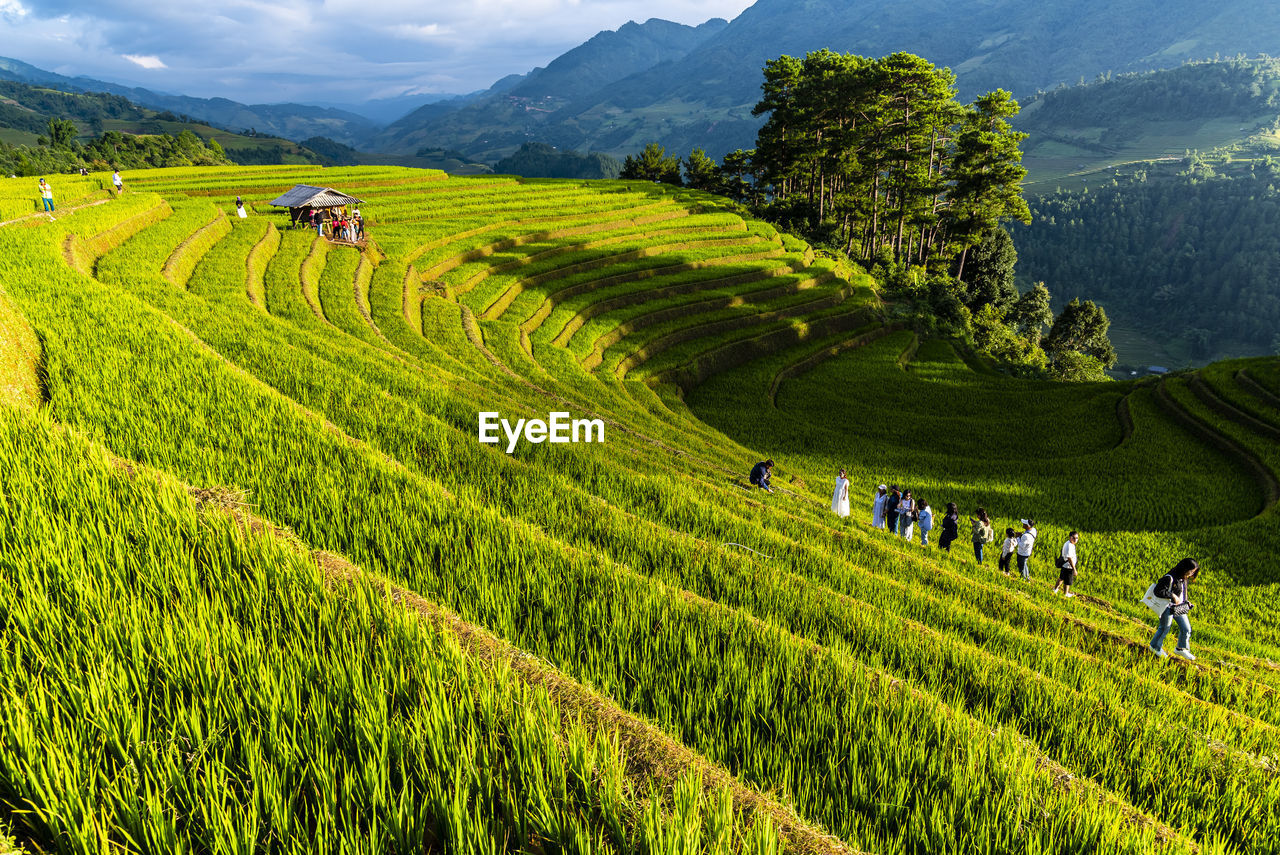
[0,196,111,229]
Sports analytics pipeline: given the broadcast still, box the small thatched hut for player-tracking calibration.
[269,184,363,225]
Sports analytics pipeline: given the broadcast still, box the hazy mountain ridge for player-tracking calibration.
[372,17,730,157]
[0,55,378,147]
[377,0,1280,161]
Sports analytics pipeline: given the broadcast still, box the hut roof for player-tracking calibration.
[269,184,363,208]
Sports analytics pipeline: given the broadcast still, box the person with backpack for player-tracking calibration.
[1052,531,1080,597]
[970,508,994,564]
[749,459,774,493]
[871,484,888,529]
[897,489,916,540]
[917,500,933,546]
[831,469,850,518]
[937,502,960,552]
[1147,558,1200,660]
[998,527,1018,574]
[1016,518,1038,580]
[884,486,901,535]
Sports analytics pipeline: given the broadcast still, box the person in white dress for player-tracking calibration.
[871,484,887,529]
[831,469,850,518]
[898,489,916,540]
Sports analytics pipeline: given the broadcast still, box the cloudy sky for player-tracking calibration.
[0,0,755,105]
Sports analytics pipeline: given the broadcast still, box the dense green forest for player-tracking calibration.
[620,51,1118,381]
[1018,57,1280,147]
[1,121,230,175]
[1015,162,1280,361]
[0,78,336,173]
[494,142,622,179]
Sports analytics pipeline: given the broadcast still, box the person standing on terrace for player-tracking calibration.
[1149,558,1200,660]
[38,179,54,214]
[917,500,933,546]
[897,489,916,540]
[1016,518,1038,580]
[831,469,850,518]
[884,485,901,535]
[970,509,995,564]
[871,484,888,529]
[1052,531,1080,597]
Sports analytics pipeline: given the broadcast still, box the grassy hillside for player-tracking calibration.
[0,165,1277,853]
[1018,57,1280,193]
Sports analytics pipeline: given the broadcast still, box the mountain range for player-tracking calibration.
[6,0,1280,165]
[375,0,1280,161]
[0,55,383,148]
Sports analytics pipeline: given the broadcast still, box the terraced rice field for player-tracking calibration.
[1,165,1278,854]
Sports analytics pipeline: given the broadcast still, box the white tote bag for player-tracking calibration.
[1141,582,1171,616]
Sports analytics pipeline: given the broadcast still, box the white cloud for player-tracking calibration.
[388,22,451,41]
[122,53,167,69]
[1,0,756,102]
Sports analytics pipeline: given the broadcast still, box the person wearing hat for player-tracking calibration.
[749,459,774,493]
[871,484,888,529]
[1016,518,1038,580]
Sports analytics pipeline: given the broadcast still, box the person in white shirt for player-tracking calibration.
[998,527,1017,574]
[831,469,850,518]
[1052,531,1079,597]
[112,170,123,194]
[1015,518,1037,580]
[871,484,887,529]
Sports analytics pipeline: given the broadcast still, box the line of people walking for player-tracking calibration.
[764,461,1201,663]
[869,483,1078,590]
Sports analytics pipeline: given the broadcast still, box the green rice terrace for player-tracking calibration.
[0,164,1278,855]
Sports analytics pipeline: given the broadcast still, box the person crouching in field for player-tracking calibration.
[998,527,1017,574]
[917,500,933,546]
[1148,558,1200,660]
[1052,531,1080,597]
[871,484,887,529]
[831,469,850,518]
[749,459,774,493]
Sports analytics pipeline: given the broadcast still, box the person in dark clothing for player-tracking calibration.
[884,485,901,534]
[1149,558,1200,660]
[749,459,775,493]
[938,502,960,552]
